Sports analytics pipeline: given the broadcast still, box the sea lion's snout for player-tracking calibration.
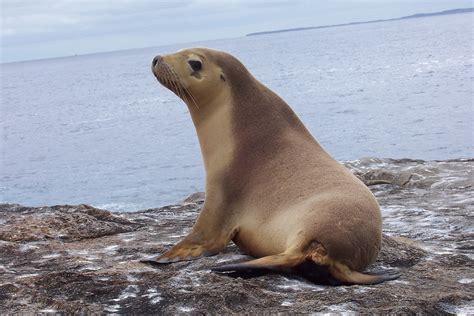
[151,55,163,75]
[151,55,170,85]
[152,55,162,68]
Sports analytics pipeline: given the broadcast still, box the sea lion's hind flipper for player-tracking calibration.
[211,252,305,273]
[328,263,401,285]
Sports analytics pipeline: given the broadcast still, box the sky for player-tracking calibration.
[1,0,472,63]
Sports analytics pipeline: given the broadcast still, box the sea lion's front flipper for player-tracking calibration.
[142,224,239,265]
[141,238,228,265]
[211,252,306,272]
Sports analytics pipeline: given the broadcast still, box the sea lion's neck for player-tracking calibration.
[230,81,316,147]
[188,89,234,179]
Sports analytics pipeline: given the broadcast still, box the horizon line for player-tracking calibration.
[246,7,473,36]
[1,7,472,65]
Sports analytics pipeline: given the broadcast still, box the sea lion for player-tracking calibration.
[147,47,400,285]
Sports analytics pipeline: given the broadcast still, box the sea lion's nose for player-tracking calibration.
[152,55,162,68]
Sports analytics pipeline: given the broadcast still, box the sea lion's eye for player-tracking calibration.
[188,60,202,72]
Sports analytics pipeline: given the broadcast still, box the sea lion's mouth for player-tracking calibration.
[151,59,181,93]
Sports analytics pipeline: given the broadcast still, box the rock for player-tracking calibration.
[180,192,206,205]
[0,159,472,313]
[0,204,139,242]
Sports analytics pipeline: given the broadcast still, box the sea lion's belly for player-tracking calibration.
[231,203,308,258]
[232,223,286,258]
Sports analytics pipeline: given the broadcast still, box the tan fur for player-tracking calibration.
[148,48,398,285]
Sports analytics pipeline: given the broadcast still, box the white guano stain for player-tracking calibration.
[143,288,162,305]
[112,285,139,302]
[458,278,473,284]
[41,253,61,259]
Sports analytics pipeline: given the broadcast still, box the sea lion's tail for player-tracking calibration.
[211,251,400,285]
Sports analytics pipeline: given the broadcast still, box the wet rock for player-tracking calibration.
[346,157,474,189]
[0,204,139,242]
[180,192,205,205]
[0,159,472,313]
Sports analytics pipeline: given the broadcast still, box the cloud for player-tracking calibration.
[1,0,472,62]
[0,0,302,40]
[1,0,192,42]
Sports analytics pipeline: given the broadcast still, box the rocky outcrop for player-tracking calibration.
[0,159,472,314]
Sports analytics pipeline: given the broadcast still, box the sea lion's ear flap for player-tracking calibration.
[220,73,226,82]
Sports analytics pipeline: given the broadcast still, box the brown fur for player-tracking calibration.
[146,48,399,285]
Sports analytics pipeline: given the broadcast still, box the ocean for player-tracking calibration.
[1,12,473,210]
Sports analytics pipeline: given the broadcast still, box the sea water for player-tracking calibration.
[1,13,473,210]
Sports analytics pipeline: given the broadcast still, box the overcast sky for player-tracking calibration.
[1,0,472,63]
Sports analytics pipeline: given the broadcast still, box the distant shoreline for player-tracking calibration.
[246,8,473,37]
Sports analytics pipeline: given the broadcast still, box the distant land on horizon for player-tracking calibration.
[3,7,472,64]
[246,8,473,37]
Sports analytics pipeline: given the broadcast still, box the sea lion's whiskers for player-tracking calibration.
[181,85,199,110]
[158,67,171,89]
[169,71,191,108]
[168,69,186,101]
[177,84,191,106]
[166,77,175,93]
[159,64,172,88]
[162,67,173,89]
[163,67,181,99]
[168,67,199,110]
[163,67,182,98]
[168,73,181,99]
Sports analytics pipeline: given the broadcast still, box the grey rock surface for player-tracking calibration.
[0,159,472,314]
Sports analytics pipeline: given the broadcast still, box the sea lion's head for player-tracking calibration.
[152,48,244,109]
